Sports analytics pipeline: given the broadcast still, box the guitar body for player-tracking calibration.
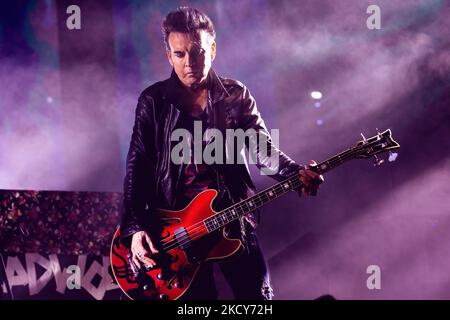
[110,189,242,300]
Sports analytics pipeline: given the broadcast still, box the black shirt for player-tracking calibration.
[171,108,219,210]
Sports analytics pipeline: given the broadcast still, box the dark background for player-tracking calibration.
[0,0,449,299]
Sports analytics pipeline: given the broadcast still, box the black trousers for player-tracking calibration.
[181,231,273,300]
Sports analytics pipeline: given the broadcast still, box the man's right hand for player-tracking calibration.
[131,231,159,269]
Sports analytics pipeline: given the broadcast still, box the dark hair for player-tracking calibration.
[162,7,216,50]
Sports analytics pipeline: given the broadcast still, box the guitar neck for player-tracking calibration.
[204,147,357,233]
[316,148,355,174]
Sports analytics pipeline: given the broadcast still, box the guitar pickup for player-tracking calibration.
[174,227,191,249]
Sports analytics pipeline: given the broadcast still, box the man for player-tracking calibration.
[120,6,323,300]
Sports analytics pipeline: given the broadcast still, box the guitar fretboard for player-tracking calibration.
[204,174,301,232]
[204,146,358,233]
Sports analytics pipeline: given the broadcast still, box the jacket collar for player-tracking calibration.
[207,68,231,104]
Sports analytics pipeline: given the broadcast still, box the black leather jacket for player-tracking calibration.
[120,69,301,242]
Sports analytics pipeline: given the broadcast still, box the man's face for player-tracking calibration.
[166,30,216,90]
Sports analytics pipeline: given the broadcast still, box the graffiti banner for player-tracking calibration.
[0,253,123,300]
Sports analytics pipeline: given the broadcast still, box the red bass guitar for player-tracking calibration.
[110,129,400,300]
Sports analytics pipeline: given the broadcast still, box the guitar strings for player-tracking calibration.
[158,174,298,247]
[174,139,387,250]
[159,148,359,252]
[159,148,357,252]
[157,141,372,252]
[160,177,303,252]
[161,178,300,251]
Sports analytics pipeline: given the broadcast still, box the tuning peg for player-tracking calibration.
[388,151,398,162]
[376,128,382,140]
[373,154,384,166]
[360,133,367,144]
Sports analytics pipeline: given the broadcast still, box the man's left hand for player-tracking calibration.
[298,160,324,196]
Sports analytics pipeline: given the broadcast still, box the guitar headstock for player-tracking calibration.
[353,129,400,164]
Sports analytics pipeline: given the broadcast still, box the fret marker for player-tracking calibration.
[248,201,253,207]
[320,164,327,170]
[268,191,274,197]
[284,183,289,189]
